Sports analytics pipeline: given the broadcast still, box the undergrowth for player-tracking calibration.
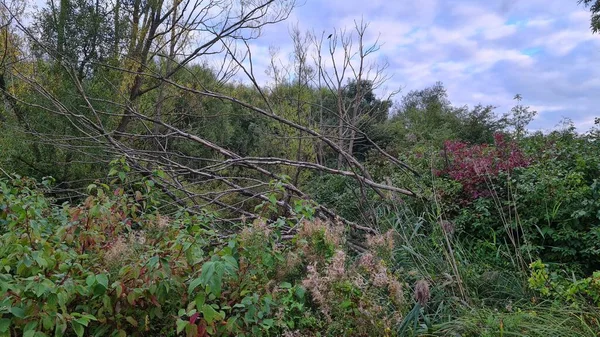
[3,134,600,337]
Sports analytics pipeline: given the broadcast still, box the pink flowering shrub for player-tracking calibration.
[439,133,530,201]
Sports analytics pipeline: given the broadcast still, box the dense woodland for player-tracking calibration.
[2,0,600,336]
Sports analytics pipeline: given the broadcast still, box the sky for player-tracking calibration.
[246,0,600,132]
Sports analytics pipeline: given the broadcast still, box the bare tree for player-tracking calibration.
[2,0,417,239]
[311,19,395,169]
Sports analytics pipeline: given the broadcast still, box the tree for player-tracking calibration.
[579,0,600,33]
[32,0,117,78]
[390,82,461,147]
[456,104,504,144]
[3,2,417,231]
[312,19,396,169]
[501,94,537,139]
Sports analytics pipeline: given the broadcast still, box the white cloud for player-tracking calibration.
[483,24,518,40]
[249,0,600,130]
[535,29,600,56]
[526,18,554,28]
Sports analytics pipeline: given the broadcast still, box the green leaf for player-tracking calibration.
[92,284,106,296]
[199,261,223,296]
[0,319,10,333]
[194,292,206,309]
[85,275,95,287]
[33,253,48,269]
[86,184,97,193]
[10,307,25,318]
[54,319,67,337]
[295,286,306,299]
[340,299,353,308]
[73,318,90,327]
[71,321,84,337]
[95,274,108,289]
[201,304,222,325]
[112,282,122,298]
[23,321,38,337]
[260,319,274,329]
[221,255,238,270]
[188,277,203,294]
[125,316,138,327]
[176,319,187,334]
[42,314,54,330]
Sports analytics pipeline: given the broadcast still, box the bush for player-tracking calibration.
[434,132,600,273]
[0,174,414,337]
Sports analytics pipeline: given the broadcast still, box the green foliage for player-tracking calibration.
[500,94,537,139]
[579,0,600,33]
[528,259,600,307]
[305,175,364,221]
[426,128,600,273]
[0,174,415,336]
[2,1,600,333]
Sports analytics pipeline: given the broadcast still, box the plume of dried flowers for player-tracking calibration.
[156,213,170,228]
[366,230,395,259]
[358,252,376,271]
[352,274,368,289]
[372,264,389,287]
[239,218,272,243]
[301,263,330,318]
[129,230,146,245]
[277,251,302,279]
[388,279,404,306]
[298,219,344,247]
[103,237,131,267]
[326,250,346,280]
[414,280,430,307]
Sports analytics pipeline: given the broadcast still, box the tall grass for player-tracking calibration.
[367,148,600,337]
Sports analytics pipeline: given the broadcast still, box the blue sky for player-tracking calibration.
[249,0,600,132]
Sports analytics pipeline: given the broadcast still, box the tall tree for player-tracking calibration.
[312,20,395,169]
[34,0,116,78]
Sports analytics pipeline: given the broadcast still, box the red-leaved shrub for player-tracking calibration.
[439,133,530,200]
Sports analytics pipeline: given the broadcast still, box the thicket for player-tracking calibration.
[2,0,600,335]
[3,127,600,336]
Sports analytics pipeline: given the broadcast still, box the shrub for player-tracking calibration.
[0,174,413,337]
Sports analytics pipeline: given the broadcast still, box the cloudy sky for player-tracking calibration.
[248,0,600,132]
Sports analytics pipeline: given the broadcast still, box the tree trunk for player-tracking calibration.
[56,0,69,61]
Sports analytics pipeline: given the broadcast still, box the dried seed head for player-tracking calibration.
[372,265,389,287]
[358,252,376,271]
[414,280,430,307]
[388,279,404,305]
[327,250,346,280]
[440,220,455,235]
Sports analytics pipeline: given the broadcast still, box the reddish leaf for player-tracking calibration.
[189,313,200,325]
[150,295,161,307]
[197,321,207,337]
